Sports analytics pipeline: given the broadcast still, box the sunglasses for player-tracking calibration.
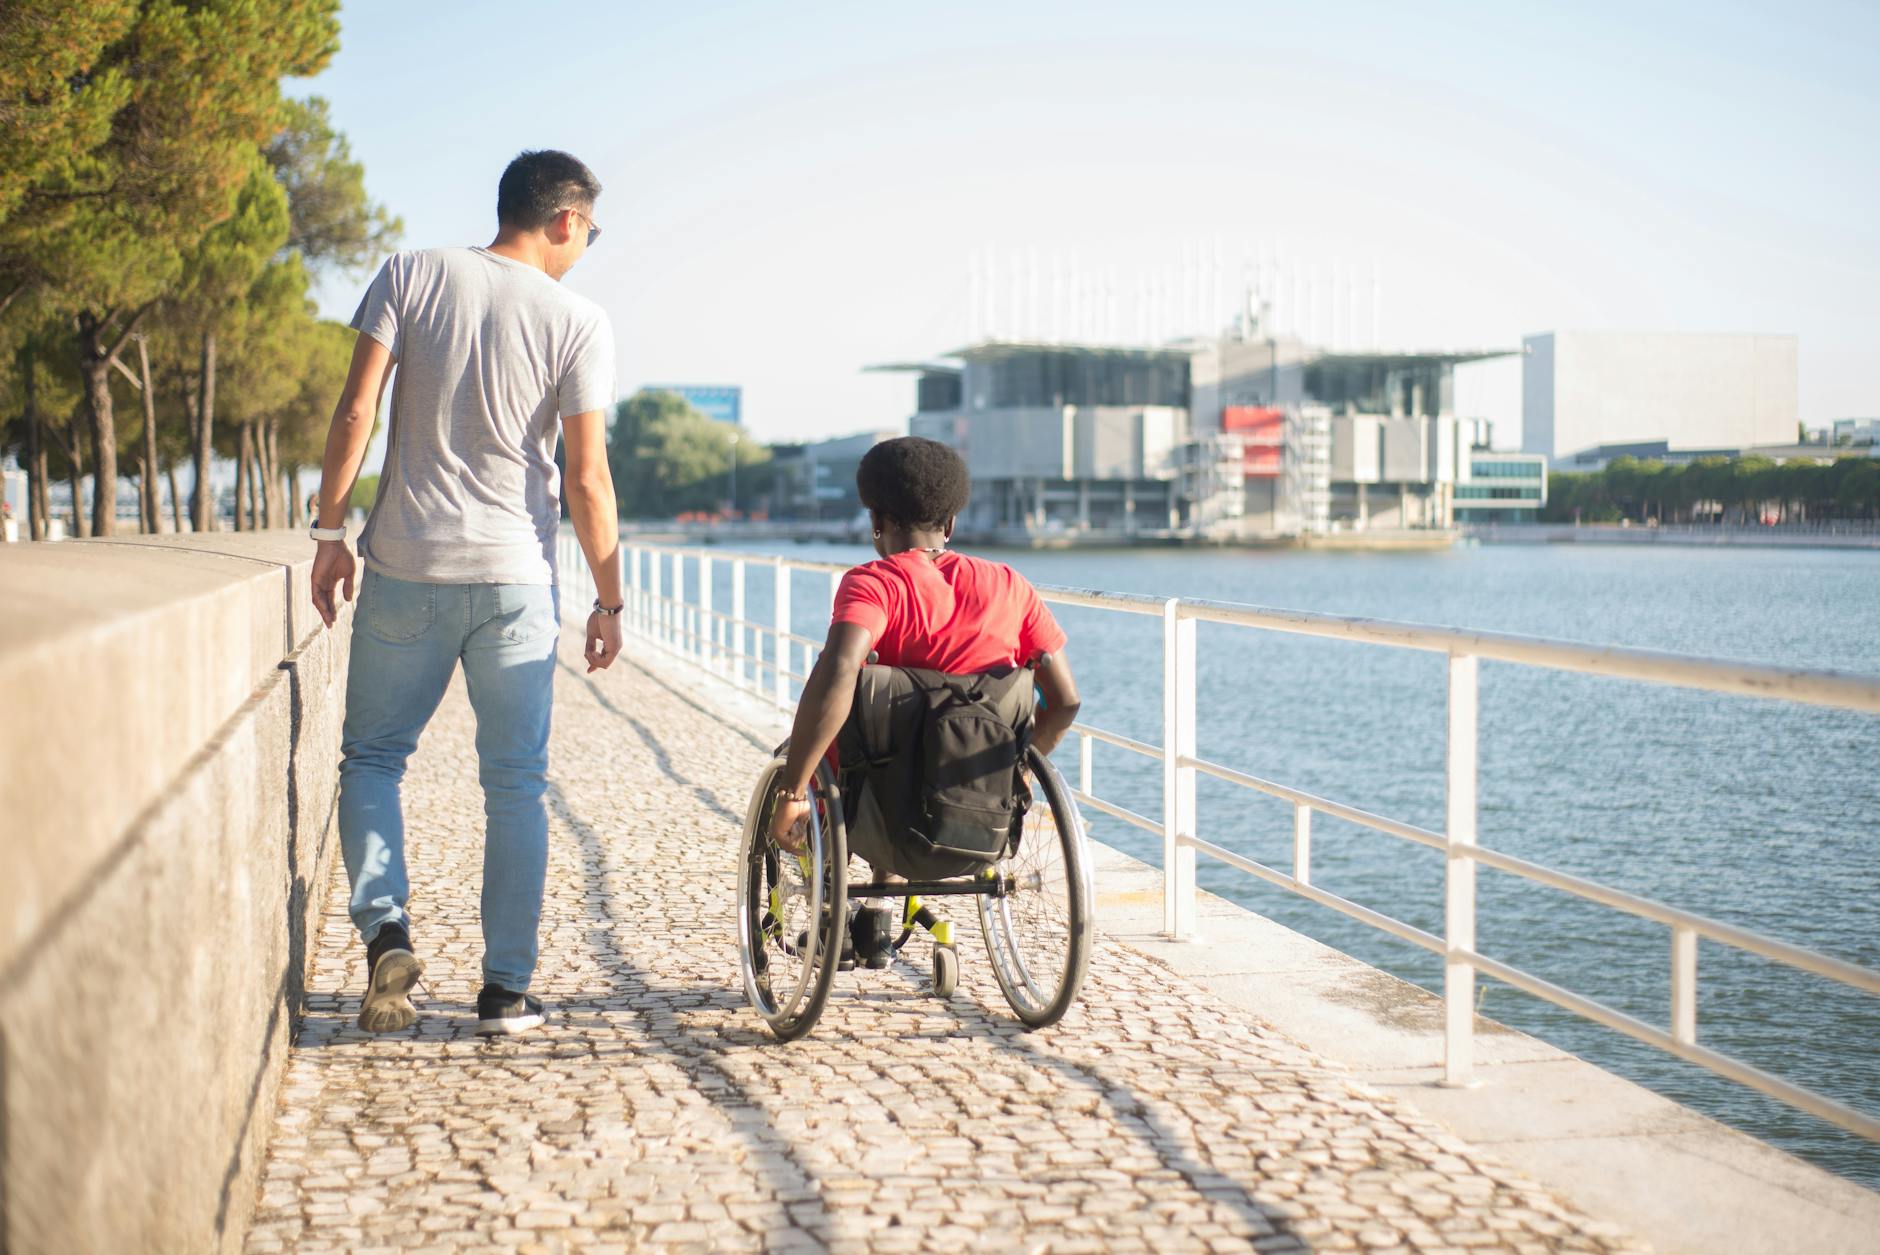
[562,207,601,247]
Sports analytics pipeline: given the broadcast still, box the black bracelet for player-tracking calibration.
[592,599,624,616]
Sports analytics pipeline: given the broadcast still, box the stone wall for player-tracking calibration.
[0,532,349,1255]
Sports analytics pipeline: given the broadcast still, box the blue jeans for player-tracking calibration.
[338,568,560,992]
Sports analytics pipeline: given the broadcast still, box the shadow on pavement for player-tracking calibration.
[543,764,1301,1249]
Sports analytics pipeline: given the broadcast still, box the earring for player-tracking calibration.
[872,530,882,539]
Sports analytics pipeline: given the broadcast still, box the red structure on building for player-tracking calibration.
[1223,406,1285,478]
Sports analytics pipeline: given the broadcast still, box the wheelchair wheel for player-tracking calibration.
[736,755,848,1041]
[977,747,1092,1027]
[932,944,959,998]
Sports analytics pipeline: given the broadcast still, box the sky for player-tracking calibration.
[294,0,1880,450]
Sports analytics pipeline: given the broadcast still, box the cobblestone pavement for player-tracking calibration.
[243,625,1648,1254]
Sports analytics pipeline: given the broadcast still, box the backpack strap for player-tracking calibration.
[854,664,904,766]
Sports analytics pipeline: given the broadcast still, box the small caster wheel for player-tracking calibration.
[932,944,959,998]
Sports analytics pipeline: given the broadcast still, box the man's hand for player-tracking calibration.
[585,610,622,672]
[767,793,810,853]
[311,541,357,628]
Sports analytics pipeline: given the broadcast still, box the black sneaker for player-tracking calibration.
[797,923,855,971]
[358,922,424,1034]
[851,903,897,970]
[475,983,547,1036]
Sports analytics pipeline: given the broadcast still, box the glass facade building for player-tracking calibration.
[1454,452,1547,523]
[648,384,742,425]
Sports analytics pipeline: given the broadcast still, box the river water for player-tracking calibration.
[674,538,1880,1187]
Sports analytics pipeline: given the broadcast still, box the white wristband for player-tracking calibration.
[309,525,346,542]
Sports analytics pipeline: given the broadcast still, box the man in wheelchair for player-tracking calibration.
[766,437,1082,970]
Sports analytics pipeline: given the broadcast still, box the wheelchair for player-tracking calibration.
[735,666,1093,1041]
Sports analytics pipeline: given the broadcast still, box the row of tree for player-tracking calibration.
[604,389,773,518]
[1544,454,1880,526]
[0,1,396,539]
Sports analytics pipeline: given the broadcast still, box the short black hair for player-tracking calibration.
[497,150,601,231]
[856,437,971,531]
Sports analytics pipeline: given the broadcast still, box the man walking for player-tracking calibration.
[309,150,624,1036]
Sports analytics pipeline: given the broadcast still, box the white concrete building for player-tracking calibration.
[1522,332,1798,466]
[768,430,897,520]
[874,336,1528,540]
[880,343,1193,537]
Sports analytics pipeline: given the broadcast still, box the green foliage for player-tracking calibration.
[267,96,401,275]
[0,1,136,231]
[1,0,341,318]
[1834,461,1880,515]
[606,389,770,518]
[0,0,344,533]
[278,318,356,467]
[0,315,85,477]
[350,472,377,511]
[1542,454,1880,523]
[173,149,294,335]
[212,254,313,448]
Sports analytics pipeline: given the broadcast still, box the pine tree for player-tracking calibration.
[0,0,339,534]
[172,151,293,530]
[0,1,137,317]
[269,96,402,274]
[212,255,313,529]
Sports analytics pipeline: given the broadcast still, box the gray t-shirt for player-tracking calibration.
[350,246,614,585]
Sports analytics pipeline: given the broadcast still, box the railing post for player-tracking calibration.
[649,551,664,648]
[631,552,646,642]
[772,559,791,707]
[1078,732,1093,797]
[1672,926,1697,1045]
[566,535,579,614]
[1292,803,1312,886]
[556,535,571,621]
[1162,598,1197,940]
[732,558,748,689]
[672,552,688,658]
[1444,650,1479,1087]
[699,554,715,671]
[628,547,643,638]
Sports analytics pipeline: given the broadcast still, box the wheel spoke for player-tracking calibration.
[739,757,847,1040]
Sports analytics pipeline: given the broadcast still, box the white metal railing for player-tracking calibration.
[559,535,1880,1143]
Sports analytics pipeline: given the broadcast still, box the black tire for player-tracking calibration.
[736,754,848,1041]
[977,747,1093,1027]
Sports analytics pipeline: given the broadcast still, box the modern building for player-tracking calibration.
[768,430,897,521]
[874,334,1520,541]
[1453,452,1548,524]
[1522,332,1797,467]
[1830,418,1880,447]
[879,343,1192,536]
[1188,335,1515,533]
[646,384,742,425]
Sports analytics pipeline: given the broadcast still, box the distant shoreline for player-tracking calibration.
[1463,523,1880,551]
[618,520,1880,553]
[618,522,1461,552]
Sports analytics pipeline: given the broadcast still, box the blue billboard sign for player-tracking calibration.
[649,384,742,425]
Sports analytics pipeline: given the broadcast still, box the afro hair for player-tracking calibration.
[855,436,971,531]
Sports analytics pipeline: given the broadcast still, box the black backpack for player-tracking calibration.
[899,666,1033,862]
[838,663,1036,873]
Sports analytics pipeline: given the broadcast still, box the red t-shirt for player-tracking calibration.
[830,550,1067,673]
